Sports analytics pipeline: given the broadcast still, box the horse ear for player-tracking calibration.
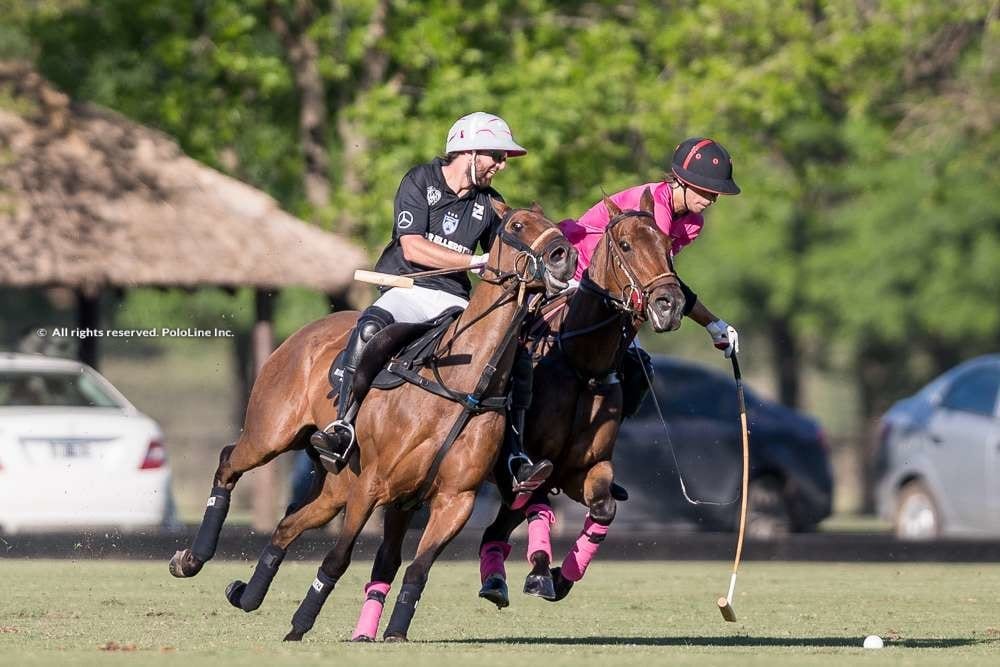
[530,201,544,215]
[490,197,510,218]
[640,186,655,213]
[602,190,621,217]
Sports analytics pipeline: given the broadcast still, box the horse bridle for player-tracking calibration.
[479,208,566,288]
[598,209,680,321]
[568,209,678,336]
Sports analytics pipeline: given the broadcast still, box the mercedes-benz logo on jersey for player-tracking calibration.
[397,210,414,229]
[426,186,441,206]
[442,211,460,236]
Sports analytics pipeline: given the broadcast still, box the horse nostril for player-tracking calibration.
[656,297,672,312]
[549,247,566,264]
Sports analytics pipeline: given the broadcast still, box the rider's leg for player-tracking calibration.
[497,346,552,510]
[310,305,394,459]
[607,343,656,502]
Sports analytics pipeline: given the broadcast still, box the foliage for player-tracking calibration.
[3,0,997,426]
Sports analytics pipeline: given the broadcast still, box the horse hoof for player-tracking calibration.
[478,575,509,609]
[351,635,374,642]
[283,630,304,642]
[225,580,247,609]
[548,567,574,602]
[383,633,408,643]
[523,573,556,601]
[168,549,201,578]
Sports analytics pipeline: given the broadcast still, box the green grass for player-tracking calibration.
[2,560,998,665]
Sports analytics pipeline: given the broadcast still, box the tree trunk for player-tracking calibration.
[854,338,901,514]
[268,0,329,212]
[333,0,391,236]
[768,315,801,408]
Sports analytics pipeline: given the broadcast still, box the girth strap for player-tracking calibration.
[384,361,507,411]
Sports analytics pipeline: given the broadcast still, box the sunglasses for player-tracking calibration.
[480,150,507,163]
[689,185,718,202]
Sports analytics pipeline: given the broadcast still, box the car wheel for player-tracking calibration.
[894,480,941,540]
[746,476,791,539]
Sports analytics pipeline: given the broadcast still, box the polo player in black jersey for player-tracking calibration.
[310,111,552,508]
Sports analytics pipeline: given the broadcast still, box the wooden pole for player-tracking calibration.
[251,288,277,532]
[76,289,100,370]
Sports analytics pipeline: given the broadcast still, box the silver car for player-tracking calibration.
[875,354,1000,539]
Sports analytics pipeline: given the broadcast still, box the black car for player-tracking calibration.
[613,355,833,536]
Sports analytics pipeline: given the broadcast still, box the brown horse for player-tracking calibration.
[345,187,685,639]
[167,200,575,640]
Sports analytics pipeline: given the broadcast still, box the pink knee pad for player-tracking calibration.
[525,503,556,563]
[560,515,610,582]
[479,541,512,583]
[351,581,391,641]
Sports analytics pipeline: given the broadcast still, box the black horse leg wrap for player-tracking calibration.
[238,544,287,611]
[290,569,337,634]
[191,486,231,562]
[383,583,423,638]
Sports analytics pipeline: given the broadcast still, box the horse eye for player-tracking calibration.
[619,240,631,251]
[510,221,524,232]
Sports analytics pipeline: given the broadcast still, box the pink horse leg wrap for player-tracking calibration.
[351,581,391,641]
[525,503,557,563]
[560,516,610,582]
[479,541,512,584]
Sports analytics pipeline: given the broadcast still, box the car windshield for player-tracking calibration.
[0,370,123,408]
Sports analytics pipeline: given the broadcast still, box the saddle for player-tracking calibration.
[325,307,465,404]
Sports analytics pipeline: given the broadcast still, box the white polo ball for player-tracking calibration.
[863,635,884,649]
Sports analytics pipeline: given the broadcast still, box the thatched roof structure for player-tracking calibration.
[0,62,367,294]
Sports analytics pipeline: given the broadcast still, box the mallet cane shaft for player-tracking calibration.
[718,352,750,622]
[354,263,484,289]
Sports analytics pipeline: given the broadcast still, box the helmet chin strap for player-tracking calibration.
[469,151,479,188]
[671,180,689,215]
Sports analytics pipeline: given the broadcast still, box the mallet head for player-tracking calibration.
[717,596,737,622]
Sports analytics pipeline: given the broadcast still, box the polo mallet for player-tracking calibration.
[718,351,750,622]
[354,263,484,289]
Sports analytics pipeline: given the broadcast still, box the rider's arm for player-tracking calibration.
[400,235,478,269]
[687,299,717,326]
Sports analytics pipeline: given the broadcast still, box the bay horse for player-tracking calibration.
[167,200,576,641]
[346,187,685,639]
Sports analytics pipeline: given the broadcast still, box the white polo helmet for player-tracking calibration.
[445,112,527,156]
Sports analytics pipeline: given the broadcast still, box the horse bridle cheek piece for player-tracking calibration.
[485,211,563,288]
[604,210,678,323]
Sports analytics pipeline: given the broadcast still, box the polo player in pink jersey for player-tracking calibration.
[559,137,742,436]
[475,138,744,609]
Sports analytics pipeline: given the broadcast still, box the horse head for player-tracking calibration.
[591,187,685,332]
[487,199,577,296]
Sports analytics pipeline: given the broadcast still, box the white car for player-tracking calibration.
[875,354,1000,539]
[0,353,175,533]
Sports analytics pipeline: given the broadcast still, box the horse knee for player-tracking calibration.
[589,495,616,526]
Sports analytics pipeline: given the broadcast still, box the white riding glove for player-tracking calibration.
[706,319,739,358]
[469,253,490,276]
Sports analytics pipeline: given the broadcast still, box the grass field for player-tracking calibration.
[2,560,998,666]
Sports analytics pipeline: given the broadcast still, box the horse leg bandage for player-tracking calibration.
[479,541,512,583]
[352,581,391,640]
[560,516,610,582]
[384,583,422,639]
[290,570,337,635]
[191,486,231,562]
[236,544,286,611]
[525,503,556,563]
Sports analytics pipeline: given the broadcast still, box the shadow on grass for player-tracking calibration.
[438,636,992,649]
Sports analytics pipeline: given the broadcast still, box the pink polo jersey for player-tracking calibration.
[558,181,704,280]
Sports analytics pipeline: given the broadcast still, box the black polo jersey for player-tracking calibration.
[373,158,505,299]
